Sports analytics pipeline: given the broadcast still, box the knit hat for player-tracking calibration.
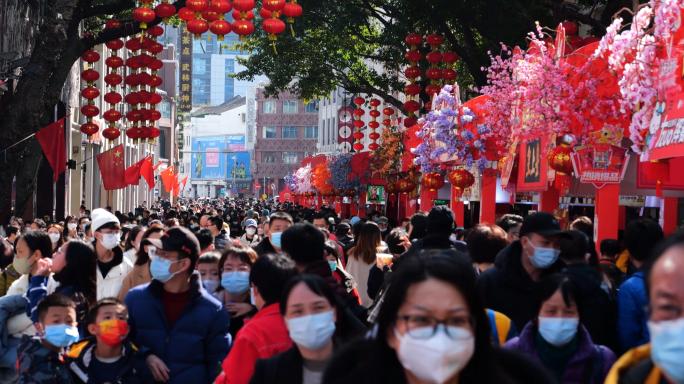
[91,208,120,232]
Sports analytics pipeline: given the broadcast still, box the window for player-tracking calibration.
[263,100,276,114]
[305,126,318,139]
[263,126,277,138]
[193,58,208,75]
[263,152,277,163]
[160,101,171,119]
[283,100,298,114]
[305,101,318,113]
[283,152,298,164]
[282,126,298,139]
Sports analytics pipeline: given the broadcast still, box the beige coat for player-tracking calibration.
[118,262,151,302]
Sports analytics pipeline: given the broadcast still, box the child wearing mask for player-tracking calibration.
[197,253,222,299]
[67,298,142,384]
[17,294,79,383]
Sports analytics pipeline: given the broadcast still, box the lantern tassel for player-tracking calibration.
[553,173,571,195]
[290,24,295,37]
[271,40,278,55]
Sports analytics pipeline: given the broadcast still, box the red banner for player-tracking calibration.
[517,138,548,192]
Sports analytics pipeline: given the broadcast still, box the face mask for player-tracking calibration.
[48,233,60,244]
[246,227,256,236]
[67,223,77,231]
[13,255,34,275]
[150,255,181,283]
[395,325,475,384]
[98,319,129,347]
[221,271,250,294]
[538,317,579,346]
[202,279,219,293]
[328,260,337,272]
[528,243,560,269]
[44,324,80,348]
[270,232,282,249]
[649,318,684,383]
[287,310,336,350]
[100,233,121,250]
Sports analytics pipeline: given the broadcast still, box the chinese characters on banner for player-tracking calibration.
[571,145,630,189]
[517,138,548,191]
[178,26,193,113]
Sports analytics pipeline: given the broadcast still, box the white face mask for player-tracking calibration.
[100,233,121,250]
[395,326,474,384]
[48,233,61,245]
[67,223,77,231]
[246,227,257,236]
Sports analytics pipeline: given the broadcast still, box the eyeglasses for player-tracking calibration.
[398,314,473,340]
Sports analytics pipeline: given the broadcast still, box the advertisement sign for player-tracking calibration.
[191,136,250,180]
[517,138,548,191]
[178,25,192,113]
[571,145,630,189]
[226,135,246,151]
[366,185,386,204]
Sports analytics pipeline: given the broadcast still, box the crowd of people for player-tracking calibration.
[0,197,682,384]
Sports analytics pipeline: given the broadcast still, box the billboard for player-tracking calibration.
[191,135,250,180]
[178,25,192,113]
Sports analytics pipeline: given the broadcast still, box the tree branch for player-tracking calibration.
[83,0,135,19]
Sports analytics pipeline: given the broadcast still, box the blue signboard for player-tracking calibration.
[191,136,250,180]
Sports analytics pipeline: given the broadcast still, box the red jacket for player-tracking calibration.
[216,303,293,384]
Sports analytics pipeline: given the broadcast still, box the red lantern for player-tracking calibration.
[263,17,286,40]
[210,0,232,14]
[81,104,100,118]
[105,19,121,30]
[396,178,416,193]
[425,34,444,47]
[448,169,475,194]
[263,0,285,12]
[426,67,442,80]
[233,9,254,19]
[80,122,99,136]
[422,172,444,191]
[260,8,272,18]
[104,92,122,104]
[202,10,220,22]
[404,33,422,46]
[105,56,124,68]
[283,1,302,24]
[104,73,123,86]
[105,39,124,50]
[562,21,578,36]
[81,69,99,83]
[442,51,459,63]
[233,0,255,11]
[425,84,441,96]
[548,143,574,192]
[103,109,122,123]
[353,97,365,106]
[126,127,143,140]
[81,87,100,100]
[210,20,231,40]
[425,51,442,63]
[147,25,164,37]
[102,127,121,140]
[232,19,255,36]
[178,7,195,21]
[403,100,420,113]
[155,1,177,20]
[187,18,209,37]
[404,50,422,62]
[186,0,209,13]
[132,7,156,29]
[81,50,100,63]
[149,127,161,139]
[442,69,457,82]
[404,66,421,79]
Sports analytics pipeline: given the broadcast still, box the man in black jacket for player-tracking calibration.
[478,212,565,330]
[253,212,293,256]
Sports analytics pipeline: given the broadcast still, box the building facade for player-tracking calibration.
[254,89,318,197]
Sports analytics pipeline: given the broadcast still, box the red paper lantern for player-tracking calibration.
[155,1,177,20]
[233,9,254,19]
[125,38,142,52]
[448,169,475,192]
[263,17,286,40]
[404,50,422,62]
[404,66,421,79]
[425,51,442,63]
[186,0,209,13]
[403,100,420,113]
[263,0,285,12]
[422,172,445,191]
[178,7,195,21]
[425,34,444,47]
[105,19,121,30]
[283,1,302,23]
[404,116,417,128]
[105,39,124,50]
[404,33,422,46]
[81,69,99,83]
[382,107,395,116]
[105,56,124,68]
[104,92,122,104]
[81,105,100,118]
[80,123,99,136]
[126,127,143,140]
[81,50,100,63]
[81,87,100,100]
[260,8,272,18]
[210,20,231,40]
[147,25,164,37]
[103,109,122,123]
[442,51,459,63]
[396,178,416,193]
[211,0,232,14]
[353,97,365,106]
[202,10,220,22]
[548,143,574,192]
[104,73,123,86]
[148,93,162,105]
[233,0,255,11]
[149,127,161,139]
[442,69,457,82]
[232,19,255,36]
[426,67,442,80]
[148,59,163,71]
[102,127,121,140]
[425,84,441,96]
[187,18,209,37]
[132,7,156,29]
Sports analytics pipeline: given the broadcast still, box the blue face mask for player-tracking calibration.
[649,318,684,383]
[221,271,250,294]
[538,317,579,346]
[44,324,80,348]
[202,279,219,293]
[270,232,283,249]
[286,310,336,350]
[150,255,180,283]
[328,260,337,272]
[528,243,560,269]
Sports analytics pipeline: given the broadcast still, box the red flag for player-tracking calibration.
[140,157,155,190]
[124,158,145,186]
[160,166,176,192]
[36,118,66,182]
[180,175,189,191]
[96,145,126,190]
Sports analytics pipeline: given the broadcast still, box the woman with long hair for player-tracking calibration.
[251,274,364,384]
[47,224,65,253]
[345,222,383,307]
[323,250,555,384]
[123,225,146,264]
[217,246,258,338]
[117,227,164,301]
[64,216,80,241]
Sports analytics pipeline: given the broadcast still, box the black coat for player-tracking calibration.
[252,237,276,256]
[250,347,303,384]
[322,338,556,384]
[477,241,563,330]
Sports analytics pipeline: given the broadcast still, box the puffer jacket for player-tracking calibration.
[617,271,649,352]
[95,245,134,299]
[125,272,231,384]
[604,344,664,384]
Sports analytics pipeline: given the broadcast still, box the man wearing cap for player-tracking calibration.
[239,219,260,248]
[91,208,133,299]
[125,226,230,384]
[375,216,390,239]
[477,212,565,330]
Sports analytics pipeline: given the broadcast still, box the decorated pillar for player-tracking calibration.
[420,189,438,212]
[358,192,367,218]
[661,197,678,236]
[539,188,560,213]
[480,171,497,224]
[451,196,465,227]
[594,184,619,249]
